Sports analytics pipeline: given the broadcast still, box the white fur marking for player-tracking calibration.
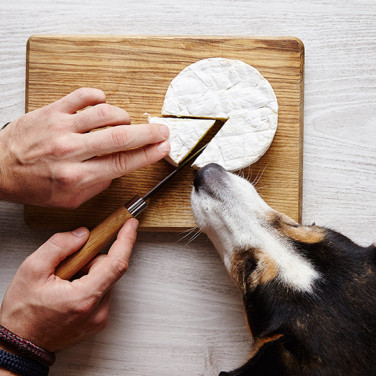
[191,170,320,293]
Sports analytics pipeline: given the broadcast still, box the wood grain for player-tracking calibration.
[24,35,304,231]
[0,1,375,376]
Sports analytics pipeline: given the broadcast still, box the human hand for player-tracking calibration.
[0,218,138,352]
[0,88,170,208]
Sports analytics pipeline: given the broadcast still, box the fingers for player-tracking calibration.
[82,141,170,181]
[79,122,169,160]
[84,218,138,294]
[50,88,106,114]
[72,103,131,133]
[76,254,107,277]
[25,228,90,276]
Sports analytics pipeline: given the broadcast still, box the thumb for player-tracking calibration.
[26,228,90,276]
[82,218,138,294]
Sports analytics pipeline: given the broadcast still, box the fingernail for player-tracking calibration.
[72,227,88,237]
[160,124,170,139]
[131,219,139,231]
[158,140,170,153]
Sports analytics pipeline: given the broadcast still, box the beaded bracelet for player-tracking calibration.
[0,349,49,376]
[0,326,55,367]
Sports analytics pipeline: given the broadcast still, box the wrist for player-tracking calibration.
[0,325,55,367]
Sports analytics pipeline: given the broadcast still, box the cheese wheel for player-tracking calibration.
[162,57,278,171]
[192,108,277,171]
[148,117,216,167]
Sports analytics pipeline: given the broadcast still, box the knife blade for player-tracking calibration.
[55,144,207,280]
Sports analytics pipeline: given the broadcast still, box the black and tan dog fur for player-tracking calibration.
[191,163,376,376]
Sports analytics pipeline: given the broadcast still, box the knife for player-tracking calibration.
[55,144,207,280]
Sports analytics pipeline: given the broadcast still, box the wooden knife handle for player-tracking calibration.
[55,205,134,280]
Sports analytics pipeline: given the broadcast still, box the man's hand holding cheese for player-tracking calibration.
[0,87,170,208]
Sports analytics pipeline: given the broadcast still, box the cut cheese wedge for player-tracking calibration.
[162,57,278,171]
[148,116,216,167]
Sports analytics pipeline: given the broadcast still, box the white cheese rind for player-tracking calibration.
[161,57,278,171]
[148,116,216,167]
[192,108,277,171]
[162,57,278,119]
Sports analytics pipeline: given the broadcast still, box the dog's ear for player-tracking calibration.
[230,249,258,294]
[356,243,376,264]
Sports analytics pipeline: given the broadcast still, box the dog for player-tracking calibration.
[191,163,376,376]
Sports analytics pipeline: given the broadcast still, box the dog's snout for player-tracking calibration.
[194,163,227,192]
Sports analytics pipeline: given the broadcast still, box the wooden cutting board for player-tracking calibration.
[24,35,304,232]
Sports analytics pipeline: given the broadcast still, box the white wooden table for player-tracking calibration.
[0,1,375,375]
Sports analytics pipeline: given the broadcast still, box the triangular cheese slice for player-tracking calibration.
[148,116,216,167]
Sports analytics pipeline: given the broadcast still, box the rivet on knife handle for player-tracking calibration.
[55,195,147,280]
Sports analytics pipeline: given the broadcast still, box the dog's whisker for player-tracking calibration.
[180,227,198,238]
[192,230,202,240]
[177,227,199,242]
[255,185,269,191]
[236,169,245,179]
[251,171,259,185]
[185,230,202,245]
[178,226,198,235]
[253,164,268,187]
[246,166,252,180]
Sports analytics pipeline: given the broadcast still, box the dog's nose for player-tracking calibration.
[194,163,226,191]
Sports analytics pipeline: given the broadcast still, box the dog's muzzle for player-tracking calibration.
[193,163,228,198]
